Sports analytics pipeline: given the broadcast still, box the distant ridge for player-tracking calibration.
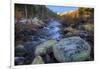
[59,9,78,16]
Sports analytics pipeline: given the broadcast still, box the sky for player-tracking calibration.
[46,5,78,13]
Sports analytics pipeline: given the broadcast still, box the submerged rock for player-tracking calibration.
[32,56,44,64]
[35,40,57,56]
[53,36,91,62]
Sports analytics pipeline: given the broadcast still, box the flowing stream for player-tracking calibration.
[36,20,62,41]
[15,19,63,65]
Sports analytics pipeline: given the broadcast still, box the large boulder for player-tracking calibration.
[53,36,91,62]
[35,40,57,56]
[32,56,44,64]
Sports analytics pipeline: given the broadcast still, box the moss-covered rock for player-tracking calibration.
[32,56,44,64]
[35,40,57,56]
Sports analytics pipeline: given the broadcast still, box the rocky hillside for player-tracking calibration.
[15,4,59,22]
[60,8,94,26]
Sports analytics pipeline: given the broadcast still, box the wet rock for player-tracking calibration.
[32,17,44,27]
[35,40,57,56]
[53,36,91,62]
[15,57,25,65]
[23,41,41,53]
[77,24,94,32]
[32,56,44,64]
[15,40,24,46]
[63,27,80,37]
[64,27,76,33]
[15,44,26,57]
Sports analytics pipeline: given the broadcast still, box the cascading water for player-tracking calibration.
[46,20,62,40]
[37,20,62,41]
